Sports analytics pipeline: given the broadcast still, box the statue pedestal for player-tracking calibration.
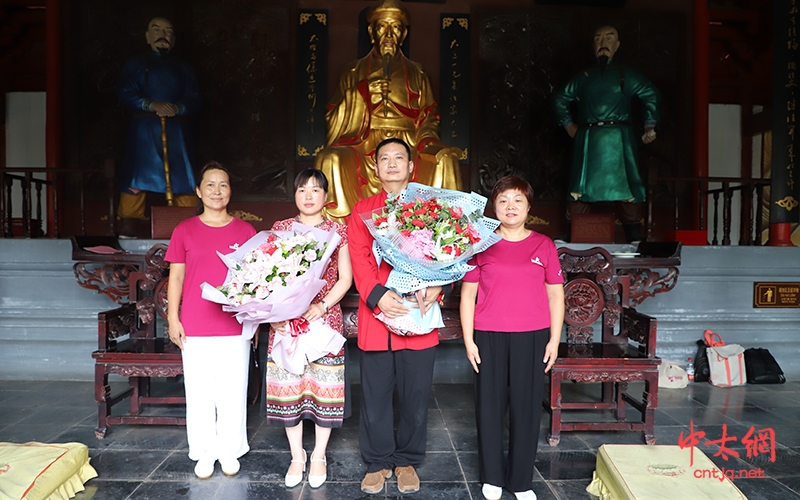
[150,206,196,239]
[571,213,615,243]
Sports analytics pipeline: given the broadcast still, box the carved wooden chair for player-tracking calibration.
[545,246,660,446]
[92,243,185,438]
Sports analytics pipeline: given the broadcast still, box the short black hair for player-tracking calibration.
[374,138,412,161]
[294,168,329,193]
[490,175,535,207]
[196,161,230,187]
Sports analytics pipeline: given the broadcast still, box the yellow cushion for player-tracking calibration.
[0,442,98,500]
[586,444,747,500]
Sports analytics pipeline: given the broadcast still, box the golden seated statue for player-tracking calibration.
[315,0,462,222]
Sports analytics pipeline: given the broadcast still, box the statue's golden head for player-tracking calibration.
[366,0,410,26]
[367,0,410,57]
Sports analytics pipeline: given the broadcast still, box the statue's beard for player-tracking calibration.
[155,38,171,55]
[382,53,393,79]
[378,40,397,58]
[597,54,610,75]
[378,37,398,57]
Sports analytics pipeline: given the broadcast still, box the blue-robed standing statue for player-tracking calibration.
[116,17,202,236]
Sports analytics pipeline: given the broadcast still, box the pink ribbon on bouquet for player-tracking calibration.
[284,317,310,354]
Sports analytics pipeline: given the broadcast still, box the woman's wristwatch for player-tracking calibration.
[320,299,329,312]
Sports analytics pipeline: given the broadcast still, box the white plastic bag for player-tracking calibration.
[658,362,689,389]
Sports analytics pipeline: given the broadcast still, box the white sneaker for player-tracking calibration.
[482,483,503,500]
[194,459,214,479]
[220,458,240,476]
[514,490,537,500]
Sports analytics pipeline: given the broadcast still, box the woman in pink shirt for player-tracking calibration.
[460,176,565,500]
[165,161,256,479]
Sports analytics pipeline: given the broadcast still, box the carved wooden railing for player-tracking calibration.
[647,171,770,245]
[1,162,115,238]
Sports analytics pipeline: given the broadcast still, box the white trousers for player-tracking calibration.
[182,335,250,462]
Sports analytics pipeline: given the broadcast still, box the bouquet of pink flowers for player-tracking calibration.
[201,224,346,374]
[215,231,328,306]
[361,183,500,335]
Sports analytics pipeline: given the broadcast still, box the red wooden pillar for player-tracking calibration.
[693,0,709,230]
[45,0,61,237]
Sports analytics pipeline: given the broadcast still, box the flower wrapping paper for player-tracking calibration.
[361,183,501,293]
[200,224,342,340]
[270,318,347,374]
[374,297,445,336]
[360,183,501,335]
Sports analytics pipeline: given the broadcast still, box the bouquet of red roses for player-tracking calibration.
[372,196,483,265]
[361,183,500,335]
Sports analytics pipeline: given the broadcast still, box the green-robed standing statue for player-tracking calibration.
[553,25,660,242]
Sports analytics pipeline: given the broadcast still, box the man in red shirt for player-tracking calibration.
[348,138,444,495]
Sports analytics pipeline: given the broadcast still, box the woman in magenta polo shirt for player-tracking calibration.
[165,161,256,479]
[460,175,565,500]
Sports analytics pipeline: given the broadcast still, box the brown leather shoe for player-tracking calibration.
[361,469,392,494]
[395,465,420,494]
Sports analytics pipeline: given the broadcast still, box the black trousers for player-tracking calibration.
[474,329,548,492]
[359,347,436,472]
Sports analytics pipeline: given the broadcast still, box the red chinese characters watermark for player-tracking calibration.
[679,420,776,471]
[742,426,777,463]
[704,423,740,462]
[678,420,706,466]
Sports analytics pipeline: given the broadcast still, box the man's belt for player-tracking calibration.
[581,120,631,128]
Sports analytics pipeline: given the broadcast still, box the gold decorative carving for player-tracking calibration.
[231,210,263,222]
[526,215,549,225]
[297,144,310,157]
[442,17,453,29]
[315,13,327,25]
[776,196,799,211]
[457,18,469,30]
[313,145,324,157]
[460,148,469,160]
[299,13,311,24]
